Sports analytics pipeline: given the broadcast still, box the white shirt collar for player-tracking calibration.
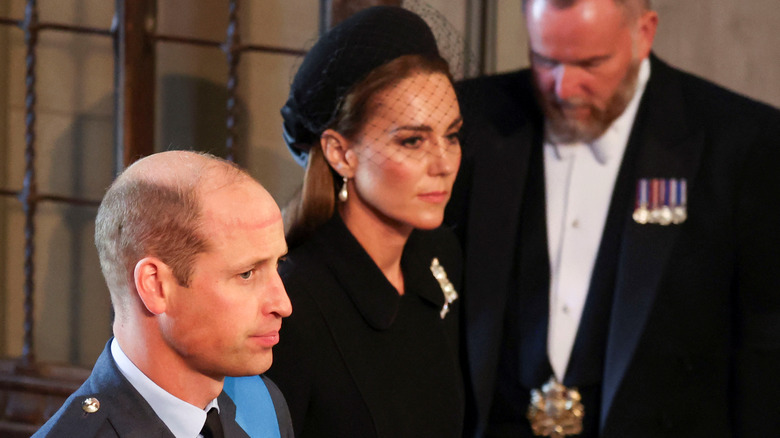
[111,338,219,438]
[549,57,652,165]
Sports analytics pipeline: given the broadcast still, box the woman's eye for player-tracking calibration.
[446,131,461,145]
[239,270,253,280]
[400,136,424,149]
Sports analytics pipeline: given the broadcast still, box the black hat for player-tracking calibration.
[281,6,441,166]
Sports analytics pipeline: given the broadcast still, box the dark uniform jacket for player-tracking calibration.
[266,215,465,437]
[446,55,780,437]
[33,340,294,437]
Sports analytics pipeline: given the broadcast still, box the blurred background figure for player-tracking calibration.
[447,0,780,436]
[265,6,465,437]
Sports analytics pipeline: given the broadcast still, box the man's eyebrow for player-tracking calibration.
[531,51,610,66]
[531,51,556,63]
[577,54,611,66]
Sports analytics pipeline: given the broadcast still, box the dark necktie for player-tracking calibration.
[200,407,224,438]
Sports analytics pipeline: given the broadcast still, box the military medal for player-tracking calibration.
[634,177,687,225]
[430,257,458,319]
[649,178,662,224]
[658,179,673,225]
[527,377,584,438]
[632,178,650,224]
[672,178,687,224]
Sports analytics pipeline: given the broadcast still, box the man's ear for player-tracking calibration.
[320,129,357,177]
[636,9,658,60]
[133,257,174,315]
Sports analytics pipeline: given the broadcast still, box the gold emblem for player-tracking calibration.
[429,257,458,319]
[527,377,584,438]
[82,397,100,413]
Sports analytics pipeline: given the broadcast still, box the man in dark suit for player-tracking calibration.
[446,0,780,436]
[34,151,294,437]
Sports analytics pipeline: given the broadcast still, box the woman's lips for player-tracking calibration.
[418,191,449,203]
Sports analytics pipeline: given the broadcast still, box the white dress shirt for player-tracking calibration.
[111,339,219,438]
[544,59,651,381]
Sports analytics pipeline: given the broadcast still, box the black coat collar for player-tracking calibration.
[310,215,445,331]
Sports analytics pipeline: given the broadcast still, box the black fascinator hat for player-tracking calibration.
[281,6,441,166]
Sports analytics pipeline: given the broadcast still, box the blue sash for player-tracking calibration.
[223,375,281,438]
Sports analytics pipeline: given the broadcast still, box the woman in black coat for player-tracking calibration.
[265,6,465,437]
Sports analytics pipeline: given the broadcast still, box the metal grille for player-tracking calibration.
[0,0,308,368]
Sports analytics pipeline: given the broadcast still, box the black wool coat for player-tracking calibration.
[267,215,465,438]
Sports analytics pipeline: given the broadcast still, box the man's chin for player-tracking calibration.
[546,117,605,144]
[560,106,593,120]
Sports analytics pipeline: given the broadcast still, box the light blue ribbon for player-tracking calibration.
[223,375,281,438]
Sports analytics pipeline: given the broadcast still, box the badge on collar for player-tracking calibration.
[633,178,687,225]
[430,258,458,319]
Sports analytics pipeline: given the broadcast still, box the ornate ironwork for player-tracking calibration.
[224,0,240,162]
[20,0,40,369]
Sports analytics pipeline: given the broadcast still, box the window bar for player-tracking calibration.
[115,0,156,169]
[0,17,21,27]
[224,0,240,162]
[20,0,39,369]
[0,17,113,37]
[154,32,306,57]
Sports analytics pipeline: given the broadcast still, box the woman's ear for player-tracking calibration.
[321,129,357,177]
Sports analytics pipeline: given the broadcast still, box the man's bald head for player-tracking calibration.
[522,0,651,20]
[95,151,250,316]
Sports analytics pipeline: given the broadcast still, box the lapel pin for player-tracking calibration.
[82,397,100,413]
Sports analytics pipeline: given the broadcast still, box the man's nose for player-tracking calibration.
[554,64,584,101]
[266,272,292,318]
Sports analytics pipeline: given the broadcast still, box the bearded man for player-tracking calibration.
[447,0,780,436]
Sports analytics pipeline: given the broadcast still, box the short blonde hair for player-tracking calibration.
[95,153,246,309]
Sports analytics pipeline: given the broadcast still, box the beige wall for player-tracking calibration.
[652,0,780,109]
[152,1,318,207]
[2,0,115,366]
[493,0,780,108]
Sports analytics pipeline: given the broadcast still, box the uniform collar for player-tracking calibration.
[111,339,219,438]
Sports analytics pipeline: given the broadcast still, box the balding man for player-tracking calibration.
[447,0,780,436]
[34,151,294,437]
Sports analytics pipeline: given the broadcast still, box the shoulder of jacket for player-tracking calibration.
[34,391,112,437]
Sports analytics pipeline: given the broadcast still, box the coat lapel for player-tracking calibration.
[601,56,707,428]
